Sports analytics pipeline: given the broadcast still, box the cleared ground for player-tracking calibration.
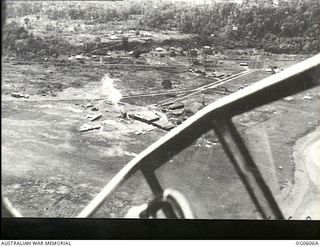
[2,52,319,218]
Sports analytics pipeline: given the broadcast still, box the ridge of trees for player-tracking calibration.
[5,0,319,54]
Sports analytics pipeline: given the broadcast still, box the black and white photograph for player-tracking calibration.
[1,0,319,229]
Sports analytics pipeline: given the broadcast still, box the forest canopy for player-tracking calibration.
[5,0,319,54]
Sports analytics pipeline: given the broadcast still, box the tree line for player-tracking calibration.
[139,0,319,54]
[5,0,319,54]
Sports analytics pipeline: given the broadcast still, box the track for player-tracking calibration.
[5,59,188,70]
[157,69,255,106]
[2,69,256,105]
[122,69,255,104]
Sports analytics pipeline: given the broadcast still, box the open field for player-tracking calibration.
[2,99,158,217]
[2,53,319,218]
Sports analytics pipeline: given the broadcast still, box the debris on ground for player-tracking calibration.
[152,118,175,131]
[80,103,93,109]
[124,151,138,157]
[86,113,102,121]
[134,124,156,135]
[79,124,102,132]
[128,108,175,131]
[303,95,313,100]
[239,117,250,123]
[170,108,184,116]
[91,107,99,111]
[129,110,160,124]
[144,125,156,132]
[135,129,146,135]
[66,106,83,113]
[170,117,183,125]
[168,102,184,110]
[284,96,294,102]
[263,106,277,113]
[11,92,29,99]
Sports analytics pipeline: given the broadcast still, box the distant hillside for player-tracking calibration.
[139,0,319,53]
[5,0,319,54]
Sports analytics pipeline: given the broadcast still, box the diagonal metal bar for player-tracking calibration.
[141,169,178,218]
[212,119,284,219]
[141,169,164,197]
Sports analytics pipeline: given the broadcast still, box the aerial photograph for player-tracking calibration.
[2,0,319,220]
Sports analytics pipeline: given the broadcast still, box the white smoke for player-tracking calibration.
[101,74,122,102]
[99,74,125,115]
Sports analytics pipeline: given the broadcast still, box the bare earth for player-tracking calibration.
[2,57,319,218]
